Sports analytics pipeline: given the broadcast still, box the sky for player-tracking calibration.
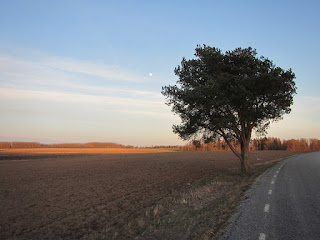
[0,0,319,146]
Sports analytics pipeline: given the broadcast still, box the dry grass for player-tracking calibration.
[121,166,274,240]
[0,151,302,239]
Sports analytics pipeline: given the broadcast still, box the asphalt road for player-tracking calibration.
[220,152,320,240]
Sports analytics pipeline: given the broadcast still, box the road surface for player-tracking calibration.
[220,152,320,240]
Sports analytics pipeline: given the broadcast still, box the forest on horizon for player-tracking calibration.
[0,137,319,151]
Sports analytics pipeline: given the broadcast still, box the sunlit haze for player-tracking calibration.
[1,1,319,146]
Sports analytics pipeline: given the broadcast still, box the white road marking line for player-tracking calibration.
[259,233,266,240]
[274,174,277,178]
[276,170,279,173]
[271,180,275,184]
[268,190,272,194]
[264,204,270,213]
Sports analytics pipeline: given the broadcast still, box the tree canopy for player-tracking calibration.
[162,45,296,174]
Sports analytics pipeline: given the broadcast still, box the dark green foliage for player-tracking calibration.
[162,45,296,173]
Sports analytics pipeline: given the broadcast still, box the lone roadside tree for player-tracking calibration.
[162,45,296,174]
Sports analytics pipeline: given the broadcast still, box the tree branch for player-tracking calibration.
[218,129,242,161]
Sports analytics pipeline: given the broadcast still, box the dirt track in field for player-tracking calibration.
[0,151,300,239]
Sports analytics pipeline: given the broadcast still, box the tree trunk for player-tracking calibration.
[240,137,251,175]
[220,128,252,175]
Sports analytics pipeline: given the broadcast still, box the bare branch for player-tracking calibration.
[218,129,242,161]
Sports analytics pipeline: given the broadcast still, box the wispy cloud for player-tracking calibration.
[0,52,173,121]
[302,96,320,104]
[41,56,145,83]
[0,53,164,100]
[0,53,145,84]
[0,87,164,109]
[292,95,320,115]
[268,95,320,139]
[1,51,166,97]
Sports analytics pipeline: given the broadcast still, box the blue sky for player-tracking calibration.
[1,0,319,146]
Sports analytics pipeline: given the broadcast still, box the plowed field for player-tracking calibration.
[0,151,301,239]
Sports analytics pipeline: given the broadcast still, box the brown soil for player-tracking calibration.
[0,151,301,239]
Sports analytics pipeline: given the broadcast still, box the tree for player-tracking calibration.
[162,45,296,174]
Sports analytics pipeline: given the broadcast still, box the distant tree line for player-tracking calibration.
[179,138,320,152]
[0,142,134,149]
[1,138,319,151]
[250,138,320,151]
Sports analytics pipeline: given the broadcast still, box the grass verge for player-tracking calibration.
[82,162,278,240]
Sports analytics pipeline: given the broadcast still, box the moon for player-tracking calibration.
[149,73,152,77]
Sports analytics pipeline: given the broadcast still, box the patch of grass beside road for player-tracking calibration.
[87,162,278,240]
